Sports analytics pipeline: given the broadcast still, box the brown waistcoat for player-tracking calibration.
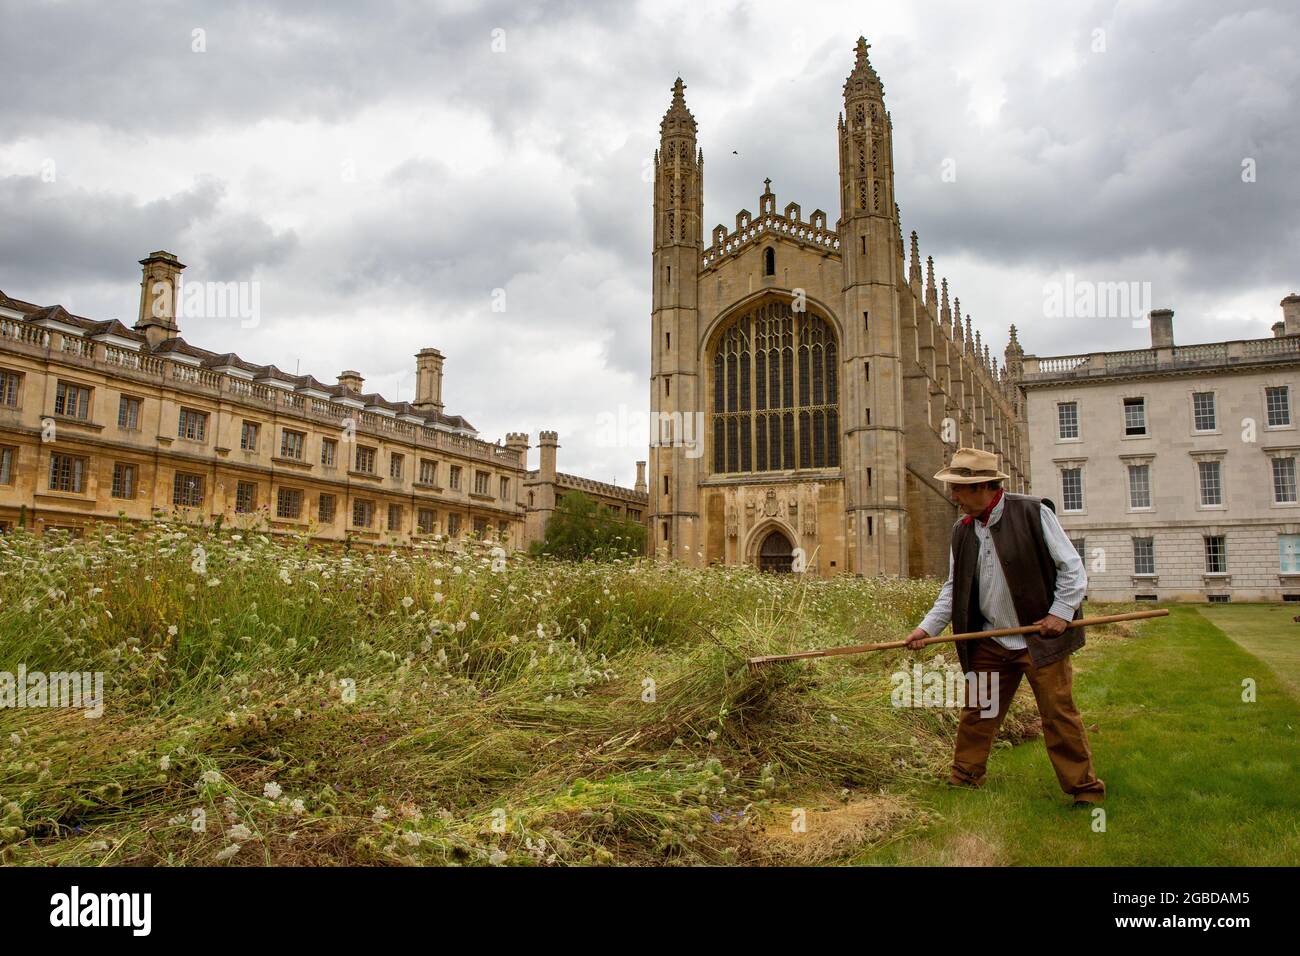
[950,492,1085,673]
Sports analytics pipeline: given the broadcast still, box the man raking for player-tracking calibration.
[905,447,1105,806]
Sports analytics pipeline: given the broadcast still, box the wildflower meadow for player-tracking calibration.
[0,523,1058,866]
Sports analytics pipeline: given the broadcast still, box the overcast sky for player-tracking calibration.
[2,0,1297,486]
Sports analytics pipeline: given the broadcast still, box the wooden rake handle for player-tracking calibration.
[745,609,1169,668]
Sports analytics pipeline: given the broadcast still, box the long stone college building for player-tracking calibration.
[0,251,645,547]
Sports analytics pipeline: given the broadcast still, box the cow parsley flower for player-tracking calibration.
[200,770,222,786]
[402,596,414,609]
[289,798,306,816]
[279,569,292,586]
[469,611,480,622]
[227,823,253,841]
[263,781,282,800]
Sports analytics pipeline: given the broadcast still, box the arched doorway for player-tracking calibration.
[757,528,794,573]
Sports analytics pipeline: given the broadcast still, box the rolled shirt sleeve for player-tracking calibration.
[1041,504,1087,621]
[917,542,955,637]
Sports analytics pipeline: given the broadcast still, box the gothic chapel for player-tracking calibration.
[648,38,1030,578]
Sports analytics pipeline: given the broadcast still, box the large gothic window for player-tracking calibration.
[711,300,839,475]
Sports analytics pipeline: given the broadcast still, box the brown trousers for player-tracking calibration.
[952,637,1105,802]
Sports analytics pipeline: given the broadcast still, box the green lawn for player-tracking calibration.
[854,605,1300,866]
[1197,603,1300,696]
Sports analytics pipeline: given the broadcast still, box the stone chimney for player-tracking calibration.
[635,461,647,494]
[134,250,186,349]
[1148,308,1174,348]
[1282,293,1300,336]
[337,371,364,395]
[413,347,445,412]
[538,430,559,483]
[1273,321,1286,338]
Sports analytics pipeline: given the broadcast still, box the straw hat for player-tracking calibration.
[933,447,1010,484]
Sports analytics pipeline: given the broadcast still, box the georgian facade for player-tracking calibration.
[0,251,530,545]
[649,38,1029,577]
[1020,296,1300,601]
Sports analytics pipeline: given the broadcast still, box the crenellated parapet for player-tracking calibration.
[701,180,840,271]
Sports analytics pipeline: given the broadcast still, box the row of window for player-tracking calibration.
[1058,455,1299,511]
[185,409,509,494]
[1067,533,1296,576]
[35,451,507,537]
[1057,386,1293,440]
[0,369,513,500]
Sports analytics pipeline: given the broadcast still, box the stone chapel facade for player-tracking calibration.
[648,38,1030,577]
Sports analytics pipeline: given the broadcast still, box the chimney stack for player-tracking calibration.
[538,430,559,482]
[1282,293,1300,336]
[635,461,647,494]
[1148,308,1174,348]
[337,371,364,394]
[1273,321,1286,338]
[134,250,186,349]
[413,348,445,413]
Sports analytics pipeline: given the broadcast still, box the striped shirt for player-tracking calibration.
[918,495,1087,649]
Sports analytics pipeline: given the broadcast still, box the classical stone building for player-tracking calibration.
[0,250,533,545]
[522,432,649,546]
[649,38,1028,577]
[1019,296,1300,602]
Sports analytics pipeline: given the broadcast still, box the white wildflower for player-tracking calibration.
[227,823,253,841]
[159,755,171,771]
[263,781,282,800]
[402,596,414,609]
[289,798,306,816]
[167,624,179,637]
[200,770,222,786]
[279,569,292,586]
[401,831,422,847]
[215,844,241,861]
[488,847,507,866]
[372,805,391,823]
[469,611,480,621]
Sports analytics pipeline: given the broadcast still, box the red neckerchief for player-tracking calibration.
[962,488,1004,526]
